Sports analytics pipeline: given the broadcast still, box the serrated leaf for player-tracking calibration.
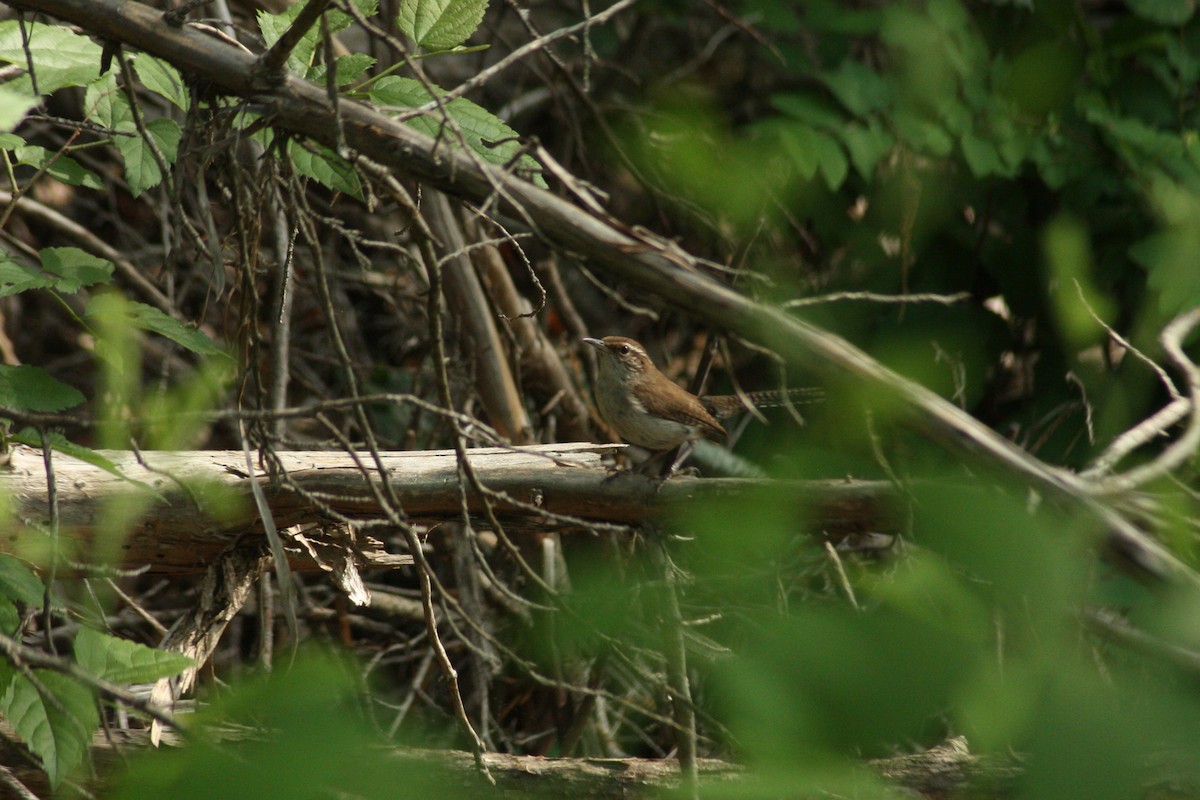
[398,0,488,50]
[116,117,181,197]
[0,365,84,412]
[85,296,225,357]
[257,5,319,76]
[370,76,544,185]
[1,669,97,786]
[0,21,103,97]
[38,247,114,292]
[0,555,43,606]
[288,140,363,197]
[258,0,378,77]
[84,71,131,131]
[132,55,188,110]
[13,145,103,189]
[0,87,36,132]
[310,53,377,86]
[74,627,192,684]
[0,256,55,297]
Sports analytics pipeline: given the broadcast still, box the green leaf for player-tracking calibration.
[370,76,544,185]
[1,669,97,786]
[258,0,379,78]
[960,129,1006,177]
[771,92,846,130]
[776,122,848,187]
[310,53,377,86]
[1131,228,1200,315]
[0,555,44,606]
[820,60,891,117]
[0,365,84,412]
[0,21,103,96]
[132,55,188,110]
[0,603,15,700]
[116,117,181,197]
[13,145,103,189]
[85,297,226,357]
[288,140,363,197]
[397,0,489,50]
[0,133,23,148]
[74,627,192,684]
[0,256,55,297]
[1127,0,1195,25]
[84,71,131,131]
[0,87,36,132]
[839,121,894,178]
[0,597,21,634]
[38,247,115,292]
[257,4,319,76]
[894,111,955,156]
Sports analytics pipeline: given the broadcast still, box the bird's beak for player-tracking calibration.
[582,337,605,351]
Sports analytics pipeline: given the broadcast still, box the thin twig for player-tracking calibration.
[40,429,59,655]
[414,0,640,111]
[784,291,971,309]
[256,0,332,84]
[824,541,859,611]
[1088,307,1200,494]
[0,630,183,732]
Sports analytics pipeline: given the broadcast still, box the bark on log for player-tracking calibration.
[1,444,895,573]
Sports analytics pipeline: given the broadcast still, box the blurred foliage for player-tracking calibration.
[0,0,1199,796]
[614,0,1200,470]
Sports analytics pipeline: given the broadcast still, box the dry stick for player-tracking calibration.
[417,0,639,109]
[647,537,699,799]
[39,429,59,655]
[784,291,972,309]
[410,201,686,755]
[425,192,532,443]
[255,0,332,85]
[237,418,299,644]
[411,213,496,782]
[0,765,40,800]
[1083,607,1200,676]
[364,169,597,596]
[824,541,860,611]
[13,0,1197,584]
[288,177,492,777]
[469,222,592,442]
[0,126,79,231]
[1075,280,1186,479]
[0,190,173,313]
[1088,307,1200,495]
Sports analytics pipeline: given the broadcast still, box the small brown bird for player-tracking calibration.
[583,336,820,451]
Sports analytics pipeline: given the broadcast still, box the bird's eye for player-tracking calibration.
[619,345,629,354]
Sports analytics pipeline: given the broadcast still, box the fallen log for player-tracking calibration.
[1,444,896,573]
